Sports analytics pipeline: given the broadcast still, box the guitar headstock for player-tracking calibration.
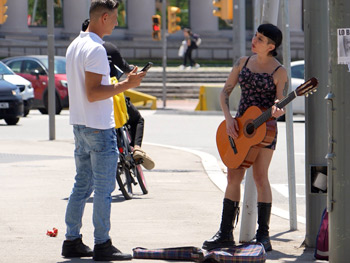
[295,77,318,97]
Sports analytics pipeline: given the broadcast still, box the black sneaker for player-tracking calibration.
[202,231,235,250]
[62,237,93,258]
[256,236,272,252]
[93,239,132,261]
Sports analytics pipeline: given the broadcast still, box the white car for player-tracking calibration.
[0,61,34,116]
[290,60,305,114]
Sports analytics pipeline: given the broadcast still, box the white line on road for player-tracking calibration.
[145,142,306,224]
[271,183,305,198]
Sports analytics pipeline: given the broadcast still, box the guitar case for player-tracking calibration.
[133,242,266,262]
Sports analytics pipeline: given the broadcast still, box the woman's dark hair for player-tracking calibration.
[183,28,192,35]
[257,23,282,57]
[82,18,90,31]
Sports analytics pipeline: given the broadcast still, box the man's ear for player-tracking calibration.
[101,12,109,23]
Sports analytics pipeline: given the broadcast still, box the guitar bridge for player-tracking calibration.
[228,136,238,154]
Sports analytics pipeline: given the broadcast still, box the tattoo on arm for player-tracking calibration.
[233,58,241,69]
[223,84,234,109]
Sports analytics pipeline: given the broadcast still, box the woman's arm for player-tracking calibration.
[272,66,288,118]
[219,57,246,138]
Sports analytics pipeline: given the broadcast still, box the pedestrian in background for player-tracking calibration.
[62,0,146,261]
[179,28,200,70]
[202,23,287,252]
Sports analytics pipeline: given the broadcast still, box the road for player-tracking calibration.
[0,108,307,223]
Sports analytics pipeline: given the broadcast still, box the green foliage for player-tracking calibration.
[117,0,127,28]
[28,0,63,26]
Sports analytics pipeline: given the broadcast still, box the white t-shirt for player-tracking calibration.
[66,31,115,129]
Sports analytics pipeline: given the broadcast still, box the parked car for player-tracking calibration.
[0,61,34,117]
[0,77,24,125]
[290,60,305,114]
[2,55,68,115]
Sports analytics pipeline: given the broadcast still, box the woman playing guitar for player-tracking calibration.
[202,24,288,252]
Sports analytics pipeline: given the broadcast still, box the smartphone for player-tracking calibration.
[140,62,153,72]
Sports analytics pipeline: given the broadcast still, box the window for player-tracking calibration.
[0,63,16,75]
[7,61,22,74]
[28,0,63,27]
[22,61,45,75]
[39,57,66,74]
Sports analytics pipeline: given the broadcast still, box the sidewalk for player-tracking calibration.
[0,137,321,263]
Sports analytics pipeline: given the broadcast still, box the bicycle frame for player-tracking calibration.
[115,124,148,200]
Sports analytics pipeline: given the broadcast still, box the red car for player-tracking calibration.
[2,55,68,114]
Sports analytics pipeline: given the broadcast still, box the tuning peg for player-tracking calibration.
[309,91,313,95]
[313,88,317,92]
[305,94,309,97]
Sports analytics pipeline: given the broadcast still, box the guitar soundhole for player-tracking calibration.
[246,123,255,135]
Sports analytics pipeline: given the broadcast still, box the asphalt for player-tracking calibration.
[0,100,325,263]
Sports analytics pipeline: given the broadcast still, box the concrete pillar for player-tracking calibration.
[62,0,90,36]
[127,0,155,38]
[0,0,30,35]
[189,0,218,36]
[327,0,350,261]
[303,0,328,247]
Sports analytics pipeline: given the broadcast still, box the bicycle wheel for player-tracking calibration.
[135,164,148,194]
[116,162,133,200]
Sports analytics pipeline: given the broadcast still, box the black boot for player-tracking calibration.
[256,202,272,252]
[202,198,240,250]
[93,239,132,261]
[61,237,93,258]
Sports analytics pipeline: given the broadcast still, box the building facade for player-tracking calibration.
[0,0,304,61]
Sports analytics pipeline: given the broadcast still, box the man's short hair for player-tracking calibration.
[89,0,119,18]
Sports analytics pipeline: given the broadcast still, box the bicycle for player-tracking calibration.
[115,124,148,200]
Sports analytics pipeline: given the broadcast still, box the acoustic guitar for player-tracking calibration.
[216,77,318,169]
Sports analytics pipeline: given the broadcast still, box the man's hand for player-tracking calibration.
[124,66,146,88]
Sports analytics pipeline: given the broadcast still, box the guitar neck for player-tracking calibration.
[254,91,297,128]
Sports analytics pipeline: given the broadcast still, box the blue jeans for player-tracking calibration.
[65,125,118,244]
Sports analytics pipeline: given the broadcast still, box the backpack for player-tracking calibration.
[193,33,202,47]
[314,208,329,260]
[133,243,266,263]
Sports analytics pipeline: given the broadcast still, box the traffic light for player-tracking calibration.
[152,14,161,41]
[167,6,181,34]
[0,0,8,25]
[212,0,233,20]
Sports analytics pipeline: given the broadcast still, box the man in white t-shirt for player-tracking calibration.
[62,1,146,261]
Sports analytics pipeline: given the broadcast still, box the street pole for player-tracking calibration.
[261,0,279,24]
[47,0,55,140]
[281,0,297,231]
[232,0,245,64]
[253,0,261,32]
[161,0,167,108]
[327,0,350,260]
[303,0,328,247]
